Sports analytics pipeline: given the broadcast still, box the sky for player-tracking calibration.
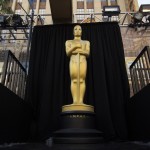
[138,0,150,6]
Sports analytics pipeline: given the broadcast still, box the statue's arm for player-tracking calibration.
[65,41,80,56]
[85,41,90,57]
[77,41,90,57]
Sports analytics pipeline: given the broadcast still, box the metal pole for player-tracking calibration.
[130,68,135,94]
[25,1,34,71]
[1,51,9,85]
[141,54,149,85]
[18,2,32,20]
[90,14,93,23]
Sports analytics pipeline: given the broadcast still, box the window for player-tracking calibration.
[102,16,119,22]
[77,9,85,21]
[29,9,35,23]
[87,9,94,19]
[15,9,21,15]
[86,0,94,9]
[87,9,94,13]
[111,16,119,21]
[17,0,22,3]
[101,0,108,8]
[29,9,35,14]
[38,9,46,24]
[40,0,46,2]
[110,0,117,6]
[86,0,93,2]
[39,9,45,15]
[77,9,84,14]
[77,0,84,9]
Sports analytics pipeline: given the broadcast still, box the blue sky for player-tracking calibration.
[138,0,150,6]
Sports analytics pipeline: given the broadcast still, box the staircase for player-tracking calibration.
[128,46,150,140]
[0,50,33,143]
[0,50,26,99]
[0,83,33,143]
[129,46,150,95]
[0,46,150,143]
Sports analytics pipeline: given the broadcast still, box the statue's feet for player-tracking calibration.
[72,102,84,105]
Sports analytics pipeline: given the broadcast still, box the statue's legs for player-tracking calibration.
[70,59,78,104]
[70,56,87,104]
[79,58,87,104]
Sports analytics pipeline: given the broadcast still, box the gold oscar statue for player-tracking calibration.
[62,25,94,112]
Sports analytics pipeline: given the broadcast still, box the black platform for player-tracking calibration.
[0,83,33,143]
[1,141,150,150]
[53,111,103,144]
[128,84,150,140]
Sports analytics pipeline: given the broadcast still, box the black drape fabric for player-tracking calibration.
[26,22,130,140]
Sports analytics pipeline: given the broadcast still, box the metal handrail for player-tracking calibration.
[129,46,150,94]
[1,50,27,99]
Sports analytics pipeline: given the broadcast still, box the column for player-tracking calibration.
[94,0,102,21]
[73,0,77,23]
[34,0,40,25]
[117,0,126,12]
[134,0,139,11]
[84,0,87,20]
[108,0,111,6]
[12,0,17,12]
[118,0,129,24]
[45,0,53,24]
[21,0,30,14]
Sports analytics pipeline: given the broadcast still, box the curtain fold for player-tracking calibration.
[26,22,130,140]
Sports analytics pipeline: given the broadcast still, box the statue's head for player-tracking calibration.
[73,25,82,37]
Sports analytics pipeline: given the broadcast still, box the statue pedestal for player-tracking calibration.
[62,104,94,112]
[53,111,103,144]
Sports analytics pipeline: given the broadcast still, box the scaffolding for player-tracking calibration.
[0,12,149,70]
[0,13,51,69]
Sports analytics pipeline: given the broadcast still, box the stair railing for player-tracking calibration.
[129,46,150,95]
[1,50,27,99]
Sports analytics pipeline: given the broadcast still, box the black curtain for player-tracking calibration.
[26,22,130,141]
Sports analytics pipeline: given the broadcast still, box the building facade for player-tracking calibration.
[1,0,139,44]
[10,0,52,24]
[73,0,139,23]
[1,0,150,96]
[8,0,139,25]
[0,0,138,46]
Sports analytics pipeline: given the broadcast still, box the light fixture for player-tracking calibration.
[128,12,144,29]
[139,4,150,16]
[128,4,150,30]
[11,14,23,26]
[0,36,3,42]
[0,15,10,27]
[133,12,143,23]
[0,15,5,26]
[147,15,150,22]
[0,15,4,23]
[102,5,120,17]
